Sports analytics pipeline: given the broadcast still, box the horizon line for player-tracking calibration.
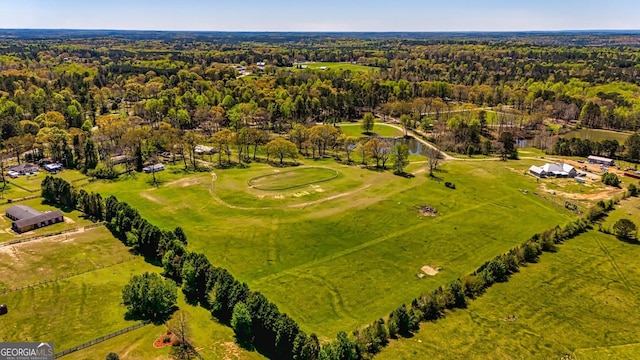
[2,28,640,34]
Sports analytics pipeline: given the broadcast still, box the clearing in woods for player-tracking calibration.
[376,197,640,360]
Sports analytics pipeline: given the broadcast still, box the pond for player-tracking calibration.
[390,137,431,156]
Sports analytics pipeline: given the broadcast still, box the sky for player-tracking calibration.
[0,0,639,32]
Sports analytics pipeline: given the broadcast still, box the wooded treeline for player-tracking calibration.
[1,34,640,171]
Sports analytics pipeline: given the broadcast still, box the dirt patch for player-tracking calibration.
[538,183,622,201]
[165,177,200,188]
[153,332,178,348]
[418,205,437,217]
[140,192,167,204]
[290,184,372,208]
[221,342,242,360]
[421,265,440,276]
[0,246,20,261]
[63,216,75,224]
[293,191,310,198]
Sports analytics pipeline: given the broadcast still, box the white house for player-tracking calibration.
[529,163,577,178]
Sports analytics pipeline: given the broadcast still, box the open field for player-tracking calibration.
[377,197,640,360]
[248,167,338,191]
[560,128,633,143]
[338,123,405,138]
[65,296,267,360]
[0,259,159,351]
[0,213,265,359]
[0,198,95,243]
[295,62,377,72]
[7,169,89,192]
[77,158,583,338]
[0,226,133,291]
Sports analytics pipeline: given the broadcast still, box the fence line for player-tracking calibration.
[0,255,137,296]
[53,323,205,359]
[7,180,38,193]
[0,222,105,248]
[54,321,151,358]
[1,195,41,205]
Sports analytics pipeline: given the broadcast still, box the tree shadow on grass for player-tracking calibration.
[616,235,640,245]
[124,305,177,325]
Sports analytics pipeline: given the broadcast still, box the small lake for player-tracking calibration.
[390,137,431,156]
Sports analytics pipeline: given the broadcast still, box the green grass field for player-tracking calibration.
[65,296,267,360]
[0,219,265,359]
[296,62,377,72]
[0,259,159,351]
[0,226,134,291]
[338,123,405,138]
[248,167,338,191]
[561,128,633,143]
[377,197,640,360]
[76,158,578,339]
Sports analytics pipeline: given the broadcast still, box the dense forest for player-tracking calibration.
[1,31,639,171]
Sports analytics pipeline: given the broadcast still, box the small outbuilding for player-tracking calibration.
[587,155,615,166]
[0,304,7,315]
[143,164,165,173]
[43,163,63,173]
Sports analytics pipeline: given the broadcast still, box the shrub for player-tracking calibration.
[628,183,638,197]
[121,272,177,321]
[613,218,637,240]
[445,182,456,189]
[602,172,621,187]
[90,162,118,179]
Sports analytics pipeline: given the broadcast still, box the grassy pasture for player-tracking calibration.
[377,197,640,360]
[0,226,133,291]
[248,167,338,191]
[78,158,577,338]
[7,170,88,193]
[296,62,376,72]
[338,123,405,138]
[0,259,159,351]
[560,128,633,143]
[65,296,267,360]
[0,206,264,359]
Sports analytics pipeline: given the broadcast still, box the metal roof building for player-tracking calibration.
[5,205,64,233]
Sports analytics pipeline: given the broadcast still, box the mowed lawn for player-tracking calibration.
[249,167,338,191]
[377,198,640,360]
[79,158,577,339]
[338,123,405,138]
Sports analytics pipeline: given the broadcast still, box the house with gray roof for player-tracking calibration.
[529,163,577,178]
[5,205,64,233]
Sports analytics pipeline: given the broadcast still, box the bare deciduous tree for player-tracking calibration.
[426,145,441,176]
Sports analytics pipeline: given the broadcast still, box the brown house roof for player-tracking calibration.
[14,210,64,229]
